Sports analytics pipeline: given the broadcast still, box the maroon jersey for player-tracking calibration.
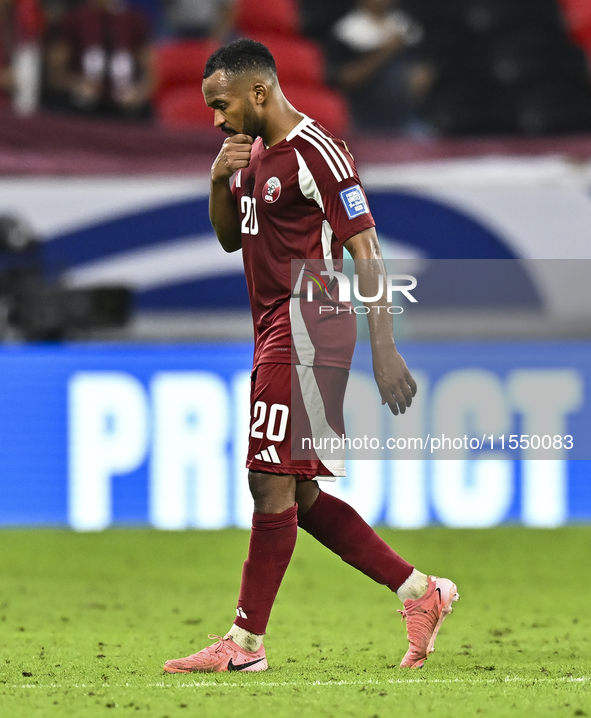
[232,116,375,370]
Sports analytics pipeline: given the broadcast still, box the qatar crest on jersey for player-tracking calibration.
[262,176,281,203]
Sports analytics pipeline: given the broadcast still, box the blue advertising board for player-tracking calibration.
[0,342,589,530]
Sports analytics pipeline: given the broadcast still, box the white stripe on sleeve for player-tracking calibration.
[304,125,354,180]
[299,128,344,182]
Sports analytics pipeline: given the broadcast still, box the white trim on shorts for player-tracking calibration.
[290,265,346,479]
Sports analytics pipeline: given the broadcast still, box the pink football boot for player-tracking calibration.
[399,576,459,669]
[164,635,268,673]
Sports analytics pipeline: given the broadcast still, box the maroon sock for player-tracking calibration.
[298,491,413,591]
[233,504,298,635]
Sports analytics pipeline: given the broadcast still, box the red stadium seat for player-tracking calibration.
[281,84,350,137]
[245,34,326,86]
[236,0,300,37]
[156,86,214,129]
[154,40,219,103]
[557,0,591,46]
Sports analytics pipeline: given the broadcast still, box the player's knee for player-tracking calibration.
[248,471,296,513]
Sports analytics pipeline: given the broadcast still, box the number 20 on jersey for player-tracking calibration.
[240,196,259,235]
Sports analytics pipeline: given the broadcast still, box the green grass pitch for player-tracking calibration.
[0,527,589,717]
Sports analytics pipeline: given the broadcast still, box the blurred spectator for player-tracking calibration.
[46,0,154,118]
[163,0,235,41]
[0,0,45,113]
[0,0,16,105]
[298,0,354,40]
[324,0,434,133]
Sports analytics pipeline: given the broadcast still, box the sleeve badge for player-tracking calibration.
[339,185,369,219]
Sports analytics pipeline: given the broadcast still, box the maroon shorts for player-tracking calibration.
[246,363,348,480]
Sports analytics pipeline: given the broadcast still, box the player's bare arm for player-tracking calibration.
[209,134,253,252]
[344,228,417,415]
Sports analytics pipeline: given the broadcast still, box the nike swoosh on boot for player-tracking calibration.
[228,657,266,671]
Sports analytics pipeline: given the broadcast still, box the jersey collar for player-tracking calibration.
[286,115,312,142]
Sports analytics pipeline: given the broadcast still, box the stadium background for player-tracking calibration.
[0,0,591,532]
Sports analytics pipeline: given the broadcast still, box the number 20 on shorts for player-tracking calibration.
[251,401,289,441]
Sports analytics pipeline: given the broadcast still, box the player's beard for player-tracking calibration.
[241,103,262,141]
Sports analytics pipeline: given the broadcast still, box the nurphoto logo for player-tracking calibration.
[301,268,418,315]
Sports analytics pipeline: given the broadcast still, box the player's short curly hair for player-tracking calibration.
[203,39,277,80]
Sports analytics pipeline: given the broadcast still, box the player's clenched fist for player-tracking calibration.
[212,134,253,182]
